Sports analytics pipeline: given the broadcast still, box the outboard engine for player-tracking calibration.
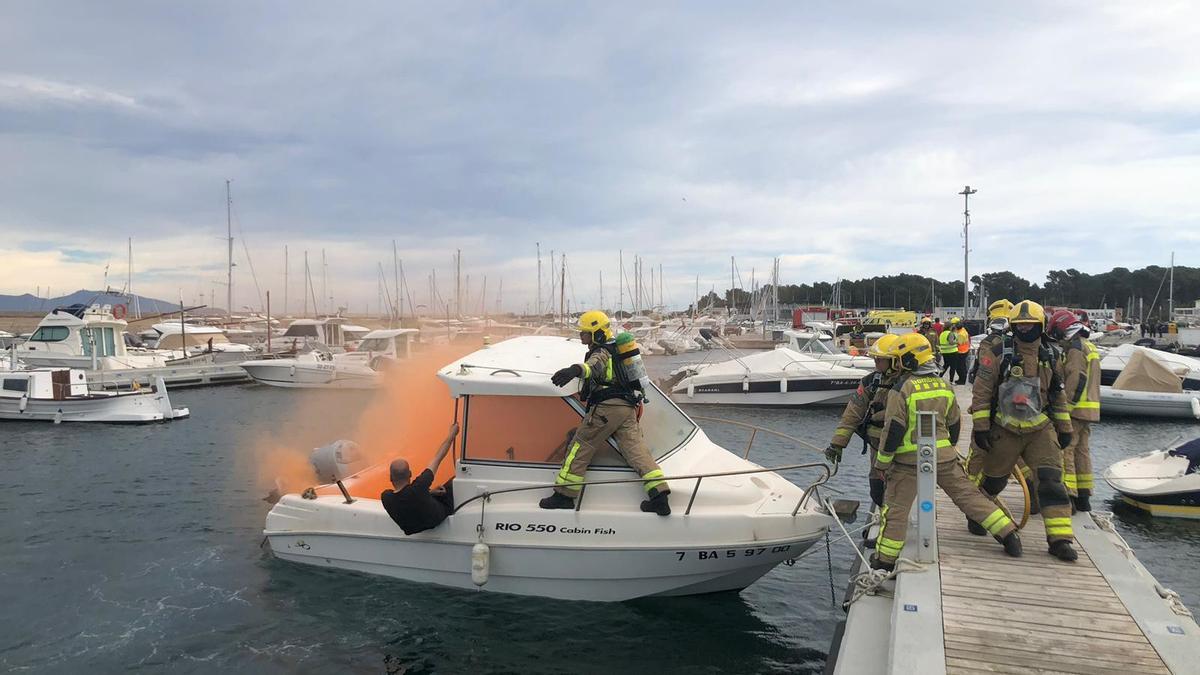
[310,439,367,483]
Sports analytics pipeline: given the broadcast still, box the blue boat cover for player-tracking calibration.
[1168,438,1200,474]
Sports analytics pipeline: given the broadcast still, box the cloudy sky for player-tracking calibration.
[2,1,1198,314]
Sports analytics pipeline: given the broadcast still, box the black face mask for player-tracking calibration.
[1014,324,1043,342]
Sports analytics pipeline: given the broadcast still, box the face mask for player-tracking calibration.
[1014,324,1043,342]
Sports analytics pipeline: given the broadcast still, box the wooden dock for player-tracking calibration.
[828,385,1200,675]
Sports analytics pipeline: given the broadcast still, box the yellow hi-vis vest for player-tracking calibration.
[937,329,958,354]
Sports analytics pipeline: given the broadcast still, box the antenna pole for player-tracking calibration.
[959,185,977,318]
[226,179,233,321]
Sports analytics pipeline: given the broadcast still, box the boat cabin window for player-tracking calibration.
[80,327,118,357]
[282,324,319,338]
[461,395,624,466]
[2,378,28,393]
[356,337,393,353]
[29,326,69,342]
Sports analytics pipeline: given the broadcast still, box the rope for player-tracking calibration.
[1092,511,1194,619]
[820,496,929,608]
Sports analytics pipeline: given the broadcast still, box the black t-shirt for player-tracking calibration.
[380,469,450,535]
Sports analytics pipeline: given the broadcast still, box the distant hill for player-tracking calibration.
[0,290,190,315]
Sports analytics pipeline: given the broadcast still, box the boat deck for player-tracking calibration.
[828,384,1200,675]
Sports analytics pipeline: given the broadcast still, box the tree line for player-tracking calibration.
[693,265,1198,318]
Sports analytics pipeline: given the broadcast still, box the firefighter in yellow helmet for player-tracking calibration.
[543,310,671,515]
[870,333,1021,570]
[964,299,1015,489]
[825,333,901,508]
[969,300,1078,562]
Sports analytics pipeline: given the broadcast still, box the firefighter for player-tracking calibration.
[543,310,671,515]
[969,300,1078,562]
[1048,309,1101,512]
[870,333,1021,570]
[953,317,971,385]
[825,334,901,508]
[916,317,942,370]
[937,317,962,381]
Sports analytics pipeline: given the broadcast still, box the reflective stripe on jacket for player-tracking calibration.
[876,374,960,468]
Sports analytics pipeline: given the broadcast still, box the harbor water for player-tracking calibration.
[2,353,1198,673]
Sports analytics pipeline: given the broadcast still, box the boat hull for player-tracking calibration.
[240,361,380,389]
[1104,447,1200,518]
[0,392,189,423]
[1099,387,1200,419]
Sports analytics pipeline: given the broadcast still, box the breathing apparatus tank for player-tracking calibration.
[614,331,651,393]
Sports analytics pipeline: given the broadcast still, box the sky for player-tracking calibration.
[1,1,1198,314]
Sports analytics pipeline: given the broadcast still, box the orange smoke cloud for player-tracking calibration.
[251,343,476,498]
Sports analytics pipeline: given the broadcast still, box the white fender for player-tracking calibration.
[18,395,27,413]
[471,542,490,586]
[1191,397,1200,420]
[289,364,296,377]
[742,377,750,393]
[687,380,695,398]
[779,378,787,393]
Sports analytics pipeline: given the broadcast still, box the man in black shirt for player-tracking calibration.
[381,422,459,535]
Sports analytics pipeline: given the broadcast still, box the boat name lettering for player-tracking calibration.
[493,522,616,535]
[675,545,790,561]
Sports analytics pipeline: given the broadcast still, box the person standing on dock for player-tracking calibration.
[1048,310,1101,512]
[937,317,962,381]
[969,300,1079,562]
[953,317,971,385]
[916,316,942,371]
[543,310,671,515]
[870,333,1021,571]
[824,334,902,508]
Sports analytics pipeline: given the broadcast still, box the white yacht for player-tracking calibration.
[240,328,417,389]
[0,369,188,423]
[148,323,256,357]
[667,348,863,407]
[16,304,173,370]
[263,336,834,600]
[782,330,875,370]
[1104,438,1200,518]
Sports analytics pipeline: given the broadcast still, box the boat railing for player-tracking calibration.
[451,460,833,519]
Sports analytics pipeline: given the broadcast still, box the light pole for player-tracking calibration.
[959,185,976,318]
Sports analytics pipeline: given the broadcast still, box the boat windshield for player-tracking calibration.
[29,326,69,342]
[461,387,696,466]
[356,337,392,353]
[282,324,319,338]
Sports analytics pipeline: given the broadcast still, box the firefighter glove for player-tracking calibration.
[1057,431,1073,449]
[972,430,991,451]
[551,365,583,387]
[824,444,844,464]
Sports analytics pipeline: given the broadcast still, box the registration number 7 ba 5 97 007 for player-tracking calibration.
[675,545,791,561]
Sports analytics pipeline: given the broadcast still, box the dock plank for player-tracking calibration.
[936,384,1172,674]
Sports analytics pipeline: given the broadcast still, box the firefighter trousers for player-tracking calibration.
[876,461,1016,564]
[554,401,669,498]
[979,425,1074,543]
[1063,420,1093,497]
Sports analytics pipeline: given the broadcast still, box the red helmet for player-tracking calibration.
[1047,309,1082,339]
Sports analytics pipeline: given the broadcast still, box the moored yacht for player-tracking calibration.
[0,368,188,423]
[667,348,863,407]
[240,328,417,389]
[16,304,173,370]
[782,329,875,370]
[263,336,834,600]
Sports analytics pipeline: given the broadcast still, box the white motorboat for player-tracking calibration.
[667,348,863,407]
[1100,346,1200,420]
[782,330,875,370]
[240,328,417,389]
[16,304,176,370]
[274,316,357,353]
[1100,344,1200,390]
[148,322,257,358]
[1104,438,1200,518]
[263,336,834,601]
[0,369,188,423]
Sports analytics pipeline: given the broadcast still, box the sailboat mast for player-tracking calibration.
[536,242,542,318]
[284,245,289,317]
[226,179,233,321]
[1169,251,1175,321]
[393,240,400,321]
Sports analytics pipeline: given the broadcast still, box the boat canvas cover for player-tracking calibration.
[1112,349,1183,393]
[1168,438,1200,474]
[685,348,862,386]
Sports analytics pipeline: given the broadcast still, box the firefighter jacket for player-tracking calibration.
[969,335,1072,435]
[830,370,898,450]
[937,329,960,354]
[1058,336,1101,422]
[874,364,961,470]
[578,345,636,409]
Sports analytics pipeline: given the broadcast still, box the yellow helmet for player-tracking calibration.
[577,310,614,341]
[887,332,934,370]
[950,316,961,325]
[1009,300,1046,325]
[988,299,1014,320]
[868,333,900,358]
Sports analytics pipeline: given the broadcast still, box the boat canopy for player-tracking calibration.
[1113,349,1184,393]
[1168,438,1200,474]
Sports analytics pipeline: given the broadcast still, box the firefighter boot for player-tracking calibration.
[966,518,987,536]
[640,491,671,516]
[868,554,895,572]
[1049,540,1078,562]
[1074,491,1092,512]
[999,531,1023,557]
[539,492,575,510]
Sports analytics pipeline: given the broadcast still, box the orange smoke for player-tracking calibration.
[251,343,476,499]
